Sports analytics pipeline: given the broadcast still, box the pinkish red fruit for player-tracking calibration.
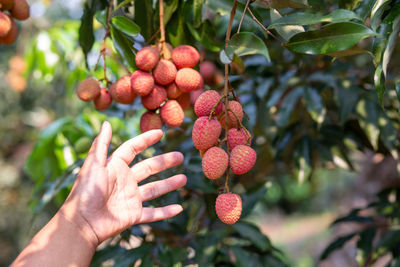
[215,193,242,225]
[135,46,159,71]
[230,145,256,175]
[76,77,101,102]
[130,70,154,96]
[176,93,191,110]
[141,85,167,110]
[202,147,228,179]
[175,68,203,92]
[191,88,205,105]
[192,116,221,150]
[166,83,182,99]
[140,111,162,133]
[171,45,200,69]
[94,88,112,110]
[199,61,217,85]
[219,101,243,129]
[227,128,251,151]
[153,59,177,85]
[110,75,137,104]
[160,100,184,127]
[194,90,223,117]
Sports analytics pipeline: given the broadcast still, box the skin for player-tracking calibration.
[12,121,186,267]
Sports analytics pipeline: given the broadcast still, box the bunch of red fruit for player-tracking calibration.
[76,44,203,133]
[192,90,257,224]
[0,0,29,45]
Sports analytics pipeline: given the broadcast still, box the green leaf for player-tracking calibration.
[382,15,400,77]
[95,10,107,26]
[354,0,376,20]
[155,0,179,28]
[225,32,270,62]
[233,221,271,251]
[269,9,361,29]
[356,228,376,266]
[186,20,221,53]
[241,183,268,217]
[285,22,377,55]
[320,233,357,260]
[184,0,204,28]
[79,4,95,63]
[374,65,385,106]
[336,86,359,124]
[110,25,136,71]
[270,9,304,41]
[114,0,133,12]
[339,0,362,10]
[268,0,309,9]
[134,0,154,41]
[167,3,190,47]
[111,16,141,37]
[326,45,372,58]
[219,49,232,64]
[371,0,391,31]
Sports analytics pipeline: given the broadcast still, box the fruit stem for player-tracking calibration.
[226,107,247,131]
[237,0,252,34]
[247,7,284,46]
[208,94,227,120]
[159,0,167,58]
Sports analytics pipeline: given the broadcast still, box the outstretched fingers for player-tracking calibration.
[110,129,163,165]
[139,174,187,202]
[139,205,183,224]
[131,152,184,182]
[85,121,112,166]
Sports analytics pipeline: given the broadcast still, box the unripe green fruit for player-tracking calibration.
[74,136,92,154]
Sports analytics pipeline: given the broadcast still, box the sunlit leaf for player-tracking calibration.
[225,32,270,62]
[111,16,141,37]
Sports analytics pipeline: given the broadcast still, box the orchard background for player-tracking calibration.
[1,0,400,266]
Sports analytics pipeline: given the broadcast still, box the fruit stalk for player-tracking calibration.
[237,0,251,34]
[158,0,167,58]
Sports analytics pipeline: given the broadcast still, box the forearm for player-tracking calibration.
[11,208,98,267]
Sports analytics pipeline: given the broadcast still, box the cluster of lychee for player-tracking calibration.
[192,90,257,225]
[76,44,204,133]
[0,0,29,45]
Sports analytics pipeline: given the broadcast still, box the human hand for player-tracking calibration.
[59,121,186,246]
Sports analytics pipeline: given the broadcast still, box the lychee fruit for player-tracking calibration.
[76,77,101,102]
[202,147,228,179]
[175,68,203,93]
[227,128,251,151]
[176,93,191,110]
[140,111,162,133]
[94,88,112,111]
[0,12,11,37]
[153,59,177,85]
[171,45,200,69]
[219,101,243,129]
[190,88,204,105]
[192,116,221,150]
[9,55,26,73]
[230,145,256,175]
[160,100,184,127]
[11,0,29,21]
[199,61,217,85]
[0,0,14,10]
[166,83,182,99]
[141,85,166,110]
[110,75,137,104]
[135,46,159,71]
[194,90,223,117]
[215,193,242,225]
[6,71,26,92]
[130,70,154,96]
[0,17,17,45]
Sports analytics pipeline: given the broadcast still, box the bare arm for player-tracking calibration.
[12,121,186,267]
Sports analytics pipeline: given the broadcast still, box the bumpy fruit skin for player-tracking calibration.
[219,101,244,129]
[230,145,257,175]
[202,147,228,179]
[192,116,221,150]
[135,46,159,71]
[130,70,154,96]
[190,88,204,105]
[194,90,223,117]
[11,0,29,20]
[110,75,137,104]
[153,59,177,85]
[199,61,217,85]
[171,45,200,69]
[160,100,184,127]
[0,12,11,37]
[175,68,203,93]
[140,111,162,133]
[166,83,182,99]
[215,193,242,225]
[76,77,101,102]
[141,85,166,110]
[0,16,17,45]
[0,0,14,10]
[227,128,251,151]
[177,93,190,110]
[94,88,112,111]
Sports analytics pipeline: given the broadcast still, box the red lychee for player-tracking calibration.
[110,75,137,104]
[0,0,14,10]
[200,61,217,85]
[177,93,191,110]
[215,193,242,225]
[94,88,112,110]
[166,83,182,99]
[0,12,11,37]
[0,17,17,45]
[130,70,154,96]
[76,77,101,102]
[171,45,200,69]
[202,147,228,180]
[219,101,244,129]
[175,68,203,93]
[11,0,29,21]
[141,85,167,110]
[160,100,184,127]
[153,59,177,85]
[191,88,205,105]
[192,116,221,150]
[135,46,159,71]
[230,145,256,175]
[227,128,251,151]
[140,111,162,133]
[194,90,223,117]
